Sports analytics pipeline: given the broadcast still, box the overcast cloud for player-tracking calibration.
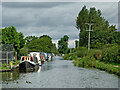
[2,2,118,48]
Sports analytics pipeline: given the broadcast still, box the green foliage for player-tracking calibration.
[39,35,52,40]
[2,26,20,51]
[63,53,78,60]
[19,45,28,57]
[2,26,25,59]
[76,5,89,31]
[19,32,25,49]
[73,56,120,76]
[58,35,70,54]
[28,35,58,53]
[51,43,59,54]
[63,45,120,76]
[102,44,120,63]
[76,6,119,48]
[71,47,88,58]
[72,44,120,64]
[25,36,38,45]
[0,29,2,46]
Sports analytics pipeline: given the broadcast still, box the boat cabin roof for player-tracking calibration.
[21,56,34,62]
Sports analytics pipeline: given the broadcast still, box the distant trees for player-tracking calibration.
[25,36,38,45]
[28,35,58,54]
[76,6,120,48]
[58,35,70,54]
[1,26,58,57]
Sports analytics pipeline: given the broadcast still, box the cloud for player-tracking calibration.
[2,2,118,48]
[2,2,72,8]
[2,0,120,2]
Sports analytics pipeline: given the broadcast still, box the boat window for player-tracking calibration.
[21,57,24,61]
[31,57,34,61]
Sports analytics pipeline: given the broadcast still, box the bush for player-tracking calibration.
[88,49,102,61]
[18,46,28,59]
[102,43,120,63]
[74,47,88,57]
[63,45,120,76]
[63,53,78,60]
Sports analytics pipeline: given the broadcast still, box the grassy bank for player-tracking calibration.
[73,57,120,76]
[63,45,120,76]
[0,60,20,70]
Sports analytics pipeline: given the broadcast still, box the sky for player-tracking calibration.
[1,0,119,48]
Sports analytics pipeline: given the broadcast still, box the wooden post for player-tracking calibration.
[85,23,94,51]
[16,52,17,65]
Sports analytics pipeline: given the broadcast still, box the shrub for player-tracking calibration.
[18,45,28,59]
[74,47,88,57]
[102,43,120,63]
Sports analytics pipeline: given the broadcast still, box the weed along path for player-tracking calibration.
[1,56,119,88]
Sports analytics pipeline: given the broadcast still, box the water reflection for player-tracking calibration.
[37,66,41,73]
[0,69,20,82]
[41,61,52,71]
[0,56,119,88]
[0,61,48,82]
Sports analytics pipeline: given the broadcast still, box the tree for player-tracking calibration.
[25,36,38,45]
[76,5,89,31]
[2,26,25,59]
[51,43,59,54]
[76,6,119,48]
[58,35,69,54]
[19,32,25,49]
[28,35,57,53]
[39,35,52,40]
[2,26,20,52]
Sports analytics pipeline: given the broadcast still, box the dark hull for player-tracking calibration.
[19,61,39,72]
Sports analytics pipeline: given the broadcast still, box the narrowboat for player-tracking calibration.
[40,53,45,63]
[19,56,39,71]
[29,52,42,66]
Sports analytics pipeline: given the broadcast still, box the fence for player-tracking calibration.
[0,51,17,67]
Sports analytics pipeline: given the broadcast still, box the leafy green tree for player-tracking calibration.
[39,35,52,40]
[28,35,57,53]
[58,35,69,54]
[76,5,89,31]
[25,36,38,45]
[19,45,28,56]
[51,43,59,54]
[2,26,25,59]
[19,32,25,49]
[76,6,119,48]
[2,26,20,52]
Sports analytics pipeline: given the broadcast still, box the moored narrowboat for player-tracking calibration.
[29,52,42,66]
[19,56,39,71]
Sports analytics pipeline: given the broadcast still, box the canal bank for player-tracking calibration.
[0,64,19,72]
[63,53,120,77]
[0,56,119,88]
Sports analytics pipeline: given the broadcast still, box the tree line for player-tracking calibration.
[58,35,70,54]
[76,5,120,48]
[1,25,70,59]
[74,5,120,64]
[1,26,58,59]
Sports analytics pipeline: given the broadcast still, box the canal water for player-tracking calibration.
[0,56,119,88]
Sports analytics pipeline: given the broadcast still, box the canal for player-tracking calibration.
[0,56,119,88]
